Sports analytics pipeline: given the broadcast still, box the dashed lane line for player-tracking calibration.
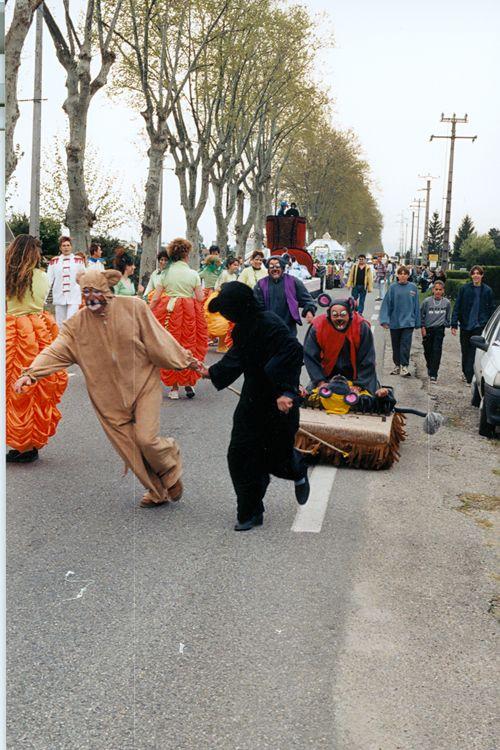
[291,465,337,533]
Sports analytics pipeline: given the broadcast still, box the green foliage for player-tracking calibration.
[428,211,444,254]
[483,266,500,302]
[7,213,62,256]
[445,278,467,300]
[452,214,475,261]
[446,270,469,280]
[90,234,135,268]
[460,234,500,267]
[488,227,500,250]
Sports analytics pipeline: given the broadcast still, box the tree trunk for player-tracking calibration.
[5,0,43,184]
[234,190,245,255]
[253,189,266,249]
[212,182,229,253]
[140,142,165,279]
[63,97,95,251]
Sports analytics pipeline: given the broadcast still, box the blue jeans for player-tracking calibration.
[351,285,367,314]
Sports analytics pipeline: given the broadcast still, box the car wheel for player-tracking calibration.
[471,381,481,408]
[478,402,495,438]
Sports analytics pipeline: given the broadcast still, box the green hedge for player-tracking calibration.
[446,270,469,280]
[483,266,500,302]
[445,278,467,301]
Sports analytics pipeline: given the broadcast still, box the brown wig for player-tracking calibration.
[167,238,192,262]
[113,247,134,273]
[6,234,42,300]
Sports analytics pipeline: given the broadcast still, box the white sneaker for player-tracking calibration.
[168,389,180,400]
[400,366,411,377]
[390,366,400,375]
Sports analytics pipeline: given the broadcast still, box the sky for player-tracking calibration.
[8,0,500,253]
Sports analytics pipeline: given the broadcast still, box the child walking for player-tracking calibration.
[420,280,451,382]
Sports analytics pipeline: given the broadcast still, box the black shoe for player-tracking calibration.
[294,474,310,505]
[234,513,263,531]
[6,448,39,464]
[185,386,195,399]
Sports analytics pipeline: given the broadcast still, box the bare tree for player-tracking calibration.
[41,0,123,250]
[112,0,228,276]
[5,0,44,183]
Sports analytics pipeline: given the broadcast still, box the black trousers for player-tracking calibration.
[390,327,413,367]
[228,409,306,523]
[422,326,445,377]
[459,327,482,383]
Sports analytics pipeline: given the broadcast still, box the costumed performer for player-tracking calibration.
[254,255,317,336]
[204,257,240,353]
[14,268,200,507]
[304,297,388,397]
[143,249,169,298]
[199,248,222,294]
[149,238,208,400]
[113,247,144,296]
[198,282,310,532]
[6,234,68,463]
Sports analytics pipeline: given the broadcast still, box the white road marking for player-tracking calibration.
[292,466,337,533]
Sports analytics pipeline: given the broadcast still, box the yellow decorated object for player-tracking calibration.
[204,291,230,338]
[311,382,371,415]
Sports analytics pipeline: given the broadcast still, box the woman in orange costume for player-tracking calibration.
[150,238,208,400]
[6,234,68,463]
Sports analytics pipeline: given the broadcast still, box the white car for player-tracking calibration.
[471,306,500,437]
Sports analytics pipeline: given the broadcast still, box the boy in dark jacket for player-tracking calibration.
[420,280,451,382]
[451,265,496,383]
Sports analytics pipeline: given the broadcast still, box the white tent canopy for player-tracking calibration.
[307,234,347,261]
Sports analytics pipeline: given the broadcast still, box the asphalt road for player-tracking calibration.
[7,287,498,749]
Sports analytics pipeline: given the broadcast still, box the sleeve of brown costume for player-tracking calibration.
[138,304,195,370]
[22,328,77,381]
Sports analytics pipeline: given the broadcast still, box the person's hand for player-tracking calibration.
[198,365,210,379]
[351,385,362,394]
[421,327,426,337]
[381,323,389,329]
[14,375,33,393]
[451,327,457,336]
[276,395,294,414]
[375,387,389,398]
[305,311,315,324]
[138,284,145,294]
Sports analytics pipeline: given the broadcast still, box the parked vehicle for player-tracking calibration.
[470,306,500,437]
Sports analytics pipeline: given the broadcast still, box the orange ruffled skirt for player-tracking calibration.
[151,295,208,386]
[6,312,68,451]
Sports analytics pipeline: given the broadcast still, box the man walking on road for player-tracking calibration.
[47,236,85,327]
[199,282,310,531]
[14,268,200,508]
[346,254,373,314]
[379,265,420,377]
[451,265,496,383]
[254,255,316,335]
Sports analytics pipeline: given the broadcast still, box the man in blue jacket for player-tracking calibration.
[379,265,421,377]
[451,265,496,383]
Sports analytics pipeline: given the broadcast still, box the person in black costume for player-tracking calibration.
[285,202,300,217]
[199,282,310,531]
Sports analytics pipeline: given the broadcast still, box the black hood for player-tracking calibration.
[208,282,259,323]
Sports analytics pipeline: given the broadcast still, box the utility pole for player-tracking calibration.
[430,114,477,270]
[409,210,415,262]
[29,6,43,237]
[418,173,438,263]
[410,197,425,261]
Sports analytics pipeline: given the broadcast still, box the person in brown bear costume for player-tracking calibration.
[13,268,199,507]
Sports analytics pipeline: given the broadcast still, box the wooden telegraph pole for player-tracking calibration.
[418,173,438,263]
[430,114,477,270]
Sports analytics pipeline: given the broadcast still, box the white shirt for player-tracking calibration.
[87,257,105,273]
[47,253,85,305]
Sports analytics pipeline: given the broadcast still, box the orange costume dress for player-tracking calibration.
[6,268,68,452]
[152,261,208,387]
